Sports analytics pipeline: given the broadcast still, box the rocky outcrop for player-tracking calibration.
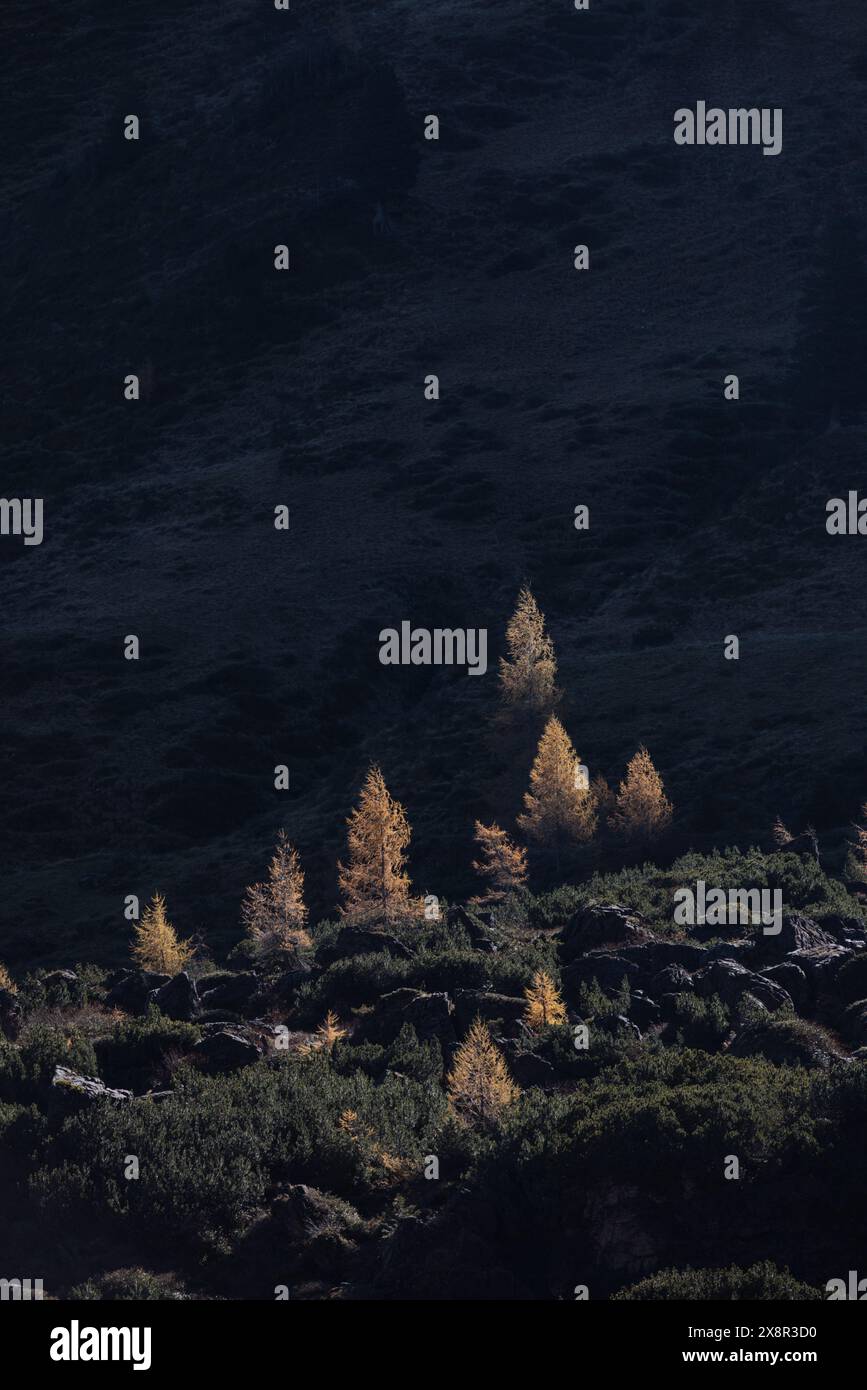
[365,988,455,1046]
[756,914,840,958]
[563,952,639,996]
[319,927,417,966]
[453,989,526,1037]
[651,964,693,996]
[50,1065,132,1116]
[760,962,809,1009]
[192,1029,262,1072]
[692,958,792,1012]
[148,971,200,1022]
[197,972,260,1012]
[502,1045,556,1087]
[728,1019,844,1069]
[561,903,653,959]
[106,969,171,1014]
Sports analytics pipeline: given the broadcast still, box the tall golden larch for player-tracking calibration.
[132,893,193,975]
[523,969,567,1032]
[517,715,596,864]
[446,1016,519,1128]
[498,585,559,713]
[242,830,311,960]
[338,764,417,923]
[472,820,528,899]
[609,746,673,843]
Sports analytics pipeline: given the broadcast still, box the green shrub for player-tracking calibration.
[95,1007,200,1092]
[69,1268,187,1300]
[666,992,731,1050]
[578,975,631,1020]
[298,944,557,1017]
[31,1053,448,1257]
[0,1026,98,1104]
[614,1261,824,1300]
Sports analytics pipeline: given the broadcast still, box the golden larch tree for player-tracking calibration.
[132,893,193,975]
[523,968,567,1032]
[0,962,16,995]
[610,745,673,842]
[338,764,418,923]
[499,585,559,713]
[472,820,528,900]
[316,1010,348,1052]
[446,1016,519,1128]
[242,830,311,960]
[517,715,597,867]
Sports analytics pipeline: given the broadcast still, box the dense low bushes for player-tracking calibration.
[3,854,867,1297]
[31,1052,447,1256]
[614,1261,824,1301]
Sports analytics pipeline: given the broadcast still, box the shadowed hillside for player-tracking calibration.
[5,0,867,967]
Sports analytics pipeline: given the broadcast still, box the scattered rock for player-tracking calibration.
[563,953,639,996]
[786,946,851,991]
[50,1065,132,1116]
[561,903,651,959]
[192,1029,261,1072]
[197,972,260,1012]
[728,1019,843,1069]
[832,954,867,1005]
[320,927,416,965]
[453,989,526,1037]
[692,959,748,997]
[625,941,710,975]
[693,958,792,1012]
[503,1047,556,1086]
[148,971,200,1022]
[106,969,171,1014]
[762,914,840,957]
[367,988,455,1045]
[820,915,867,946]
[628,992,661,1029]
[760,962,809,1009]
[651,965,693,996]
